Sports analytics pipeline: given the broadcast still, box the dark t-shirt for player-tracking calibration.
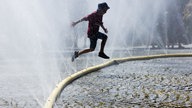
[84,11,103,37]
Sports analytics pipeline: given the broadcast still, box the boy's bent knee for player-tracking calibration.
[90,48,95,52]
[103,35,108,40]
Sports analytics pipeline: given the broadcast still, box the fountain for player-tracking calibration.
[0,0,191,107]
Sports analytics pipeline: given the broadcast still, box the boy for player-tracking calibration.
[71,2,110,62]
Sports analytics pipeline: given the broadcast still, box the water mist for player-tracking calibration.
[0,0,191,107]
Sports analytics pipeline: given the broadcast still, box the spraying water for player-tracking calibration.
[0,0,191,107]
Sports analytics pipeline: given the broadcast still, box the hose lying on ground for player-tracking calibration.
[44,53,192,108]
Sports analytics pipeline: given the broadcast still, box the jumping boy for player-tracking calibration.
[71,2,110,62]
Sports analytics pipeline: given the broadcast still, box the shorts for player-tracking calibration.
[88,32,108,50]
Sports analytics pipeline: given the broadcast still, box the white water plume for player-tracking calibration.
[0,0,191,107]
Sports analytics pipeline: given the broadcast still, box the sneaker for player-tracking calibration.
[98,52,110,59]
[71,51,79,62]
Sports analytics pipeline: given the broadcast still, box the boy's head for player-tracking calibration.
[97,2,110,14]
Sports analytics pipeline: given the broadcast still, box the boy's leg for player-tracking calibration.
[78,36,97,56]
[97,32,110,59]
[71,36,97,62]
[100,36,107,53]
[78,48,94,56]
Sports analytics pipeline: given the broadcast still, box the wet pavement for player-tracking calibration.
[56,57,192,108]
[0,49,192,108]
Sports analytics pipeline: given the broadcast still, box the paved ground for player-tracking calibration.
[0,49,191,108]
[56,57,192,108]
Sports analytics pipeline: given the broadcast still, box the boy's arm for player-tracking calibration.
[101,24,108,33]
[72,17,87,27]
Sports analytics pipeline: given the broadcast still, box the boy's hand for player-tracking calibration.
[104,28,108,33]
[71,22,77,27]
